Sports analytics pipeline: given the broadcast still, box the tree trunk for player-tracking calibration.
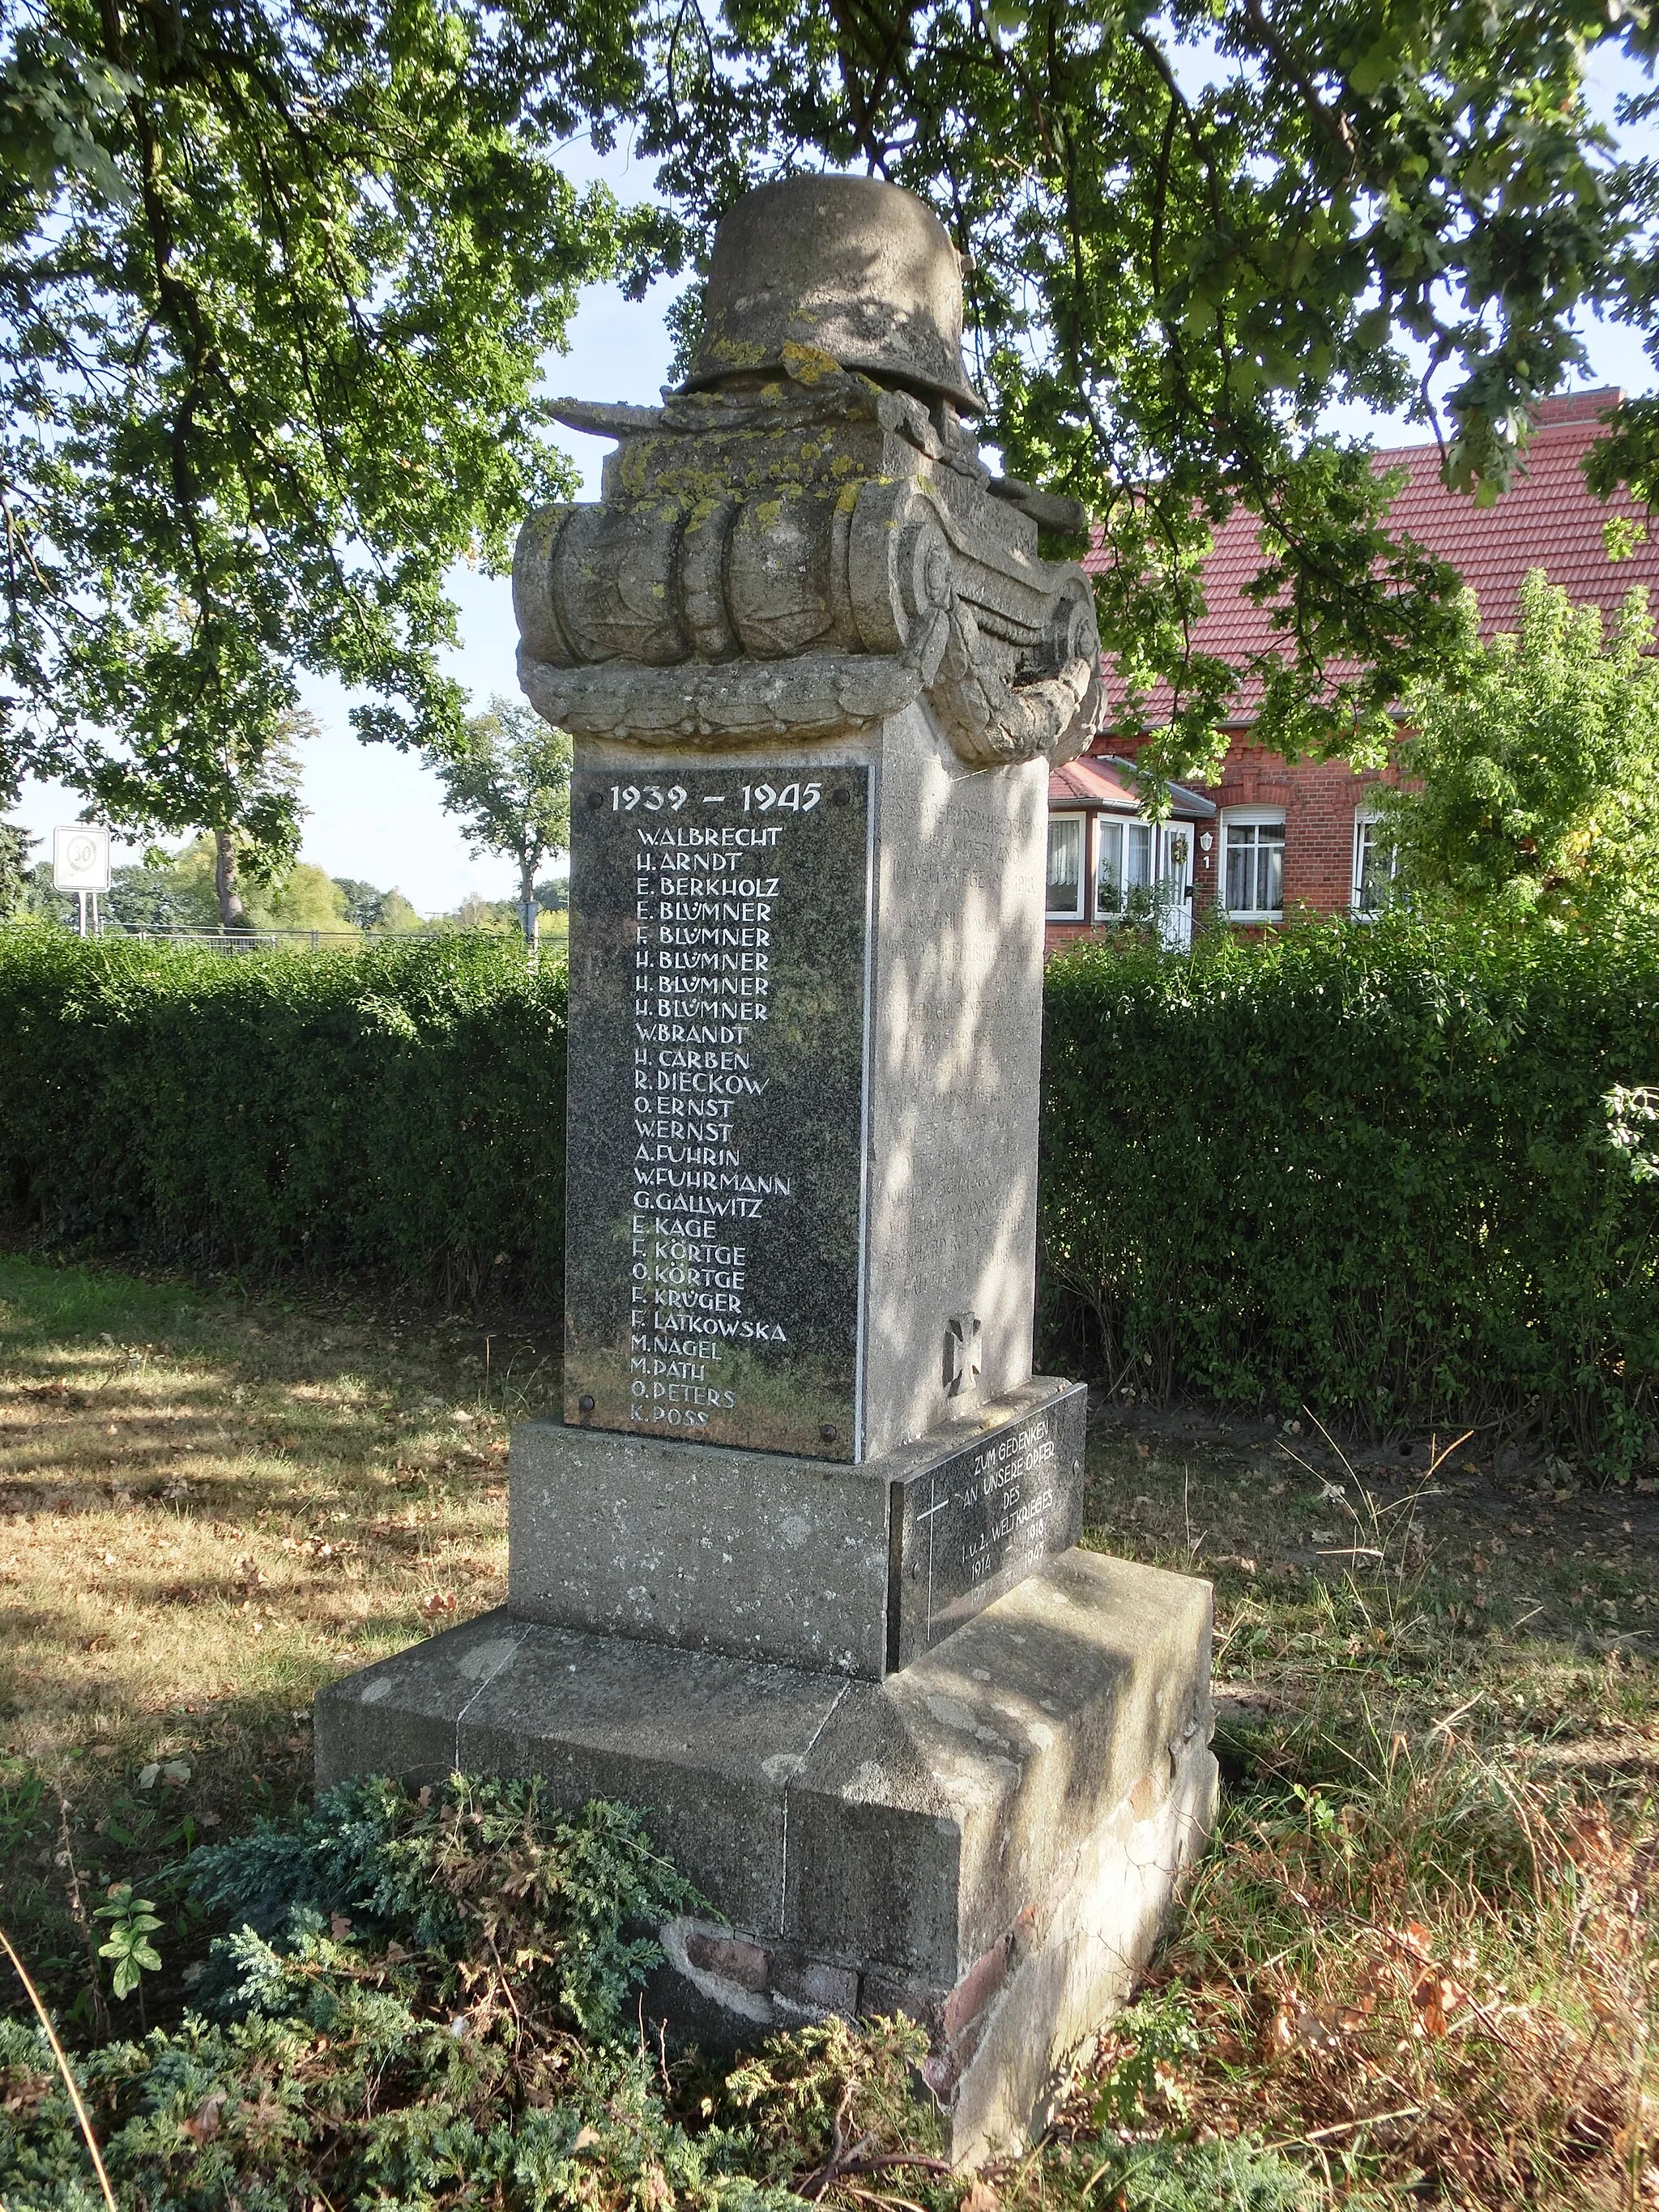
[214,830,249,931]
[519,855,537,949]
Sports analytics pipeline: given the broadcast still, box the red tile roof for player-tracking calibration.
[1048,752,1215,816]
[1090,388,1659,730]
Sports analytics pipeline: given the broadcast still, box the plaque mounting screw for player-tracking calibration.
[578,1395,595,1413]
[820,1423,838,1443]
[585,789,605,809]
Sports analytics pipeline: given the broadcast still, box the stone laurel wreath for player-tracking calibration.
[513,362,1105,769]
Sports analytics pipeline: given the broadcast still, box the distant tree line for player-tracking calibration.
[0,689,572,940]
[0,829,569,939]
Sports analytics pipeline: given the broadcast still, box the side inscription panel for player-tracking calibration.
[888,1384,1087,1668]
[564,765,870,1460]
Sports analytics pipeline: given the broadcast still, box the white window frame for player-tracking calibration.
[1092,815,1158,921]
[1094,816,1125,918]
[1351,808,1398,916]
[1124,820,1155,911]
[1046,812,1088,919]
[1221,808,1286,922]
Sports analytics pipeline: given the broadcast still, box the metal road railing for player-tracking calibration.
[112,926,367,950]
[0,920,533,953]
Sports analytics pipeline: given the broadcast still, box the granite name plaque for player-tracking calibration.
[887,1383,1087,1669]
[565,765,871,1461]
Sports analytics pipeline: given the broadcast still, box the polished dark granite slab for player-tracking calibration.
[564,765,870,1461]
[887,1382,1087,1669]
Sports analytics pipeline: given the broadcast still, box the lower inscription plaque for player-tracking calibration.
[564,765,871,1461]
[888,1384,1087,1669]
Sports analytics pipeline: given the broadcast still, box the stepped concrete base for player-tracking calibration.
[315,1546,1217,2166]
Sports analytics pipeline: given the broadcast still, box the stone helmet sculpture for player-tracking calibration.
[513,171,1102,769]
[682,175,986,416]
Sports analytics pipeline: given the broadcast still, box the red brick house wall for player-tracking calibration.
[1185,752,1393,922]
[1081,387,1659,925]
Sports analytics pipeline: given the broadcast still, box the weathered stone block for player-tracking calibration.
[315,1545,1215,2163]
[508,1420,890,1674]
[779,1547,1210,1976]
[508,1378,1085,1678]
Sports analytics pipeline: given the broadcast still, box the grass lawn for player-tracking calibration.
[1,1247,1655,2206]
[0,1248,544,2035]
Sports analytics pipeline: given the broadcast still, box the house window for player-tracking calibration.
[1127,821,1154,899]
[1094,819,1154,918]
[1046,814,1085,918]
[1095,818,1123,914]
[1352,812,1397,914]
[1222,812,1286,919]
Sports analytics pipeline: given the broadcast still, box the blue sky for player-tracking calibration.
[12,52,1657,912]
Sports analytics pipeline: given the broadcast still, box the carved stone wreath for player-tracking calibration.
[512,364,1104,769]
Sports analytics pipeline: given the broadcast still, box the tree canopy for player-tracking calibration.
[3,0,1657,824]
[335,878,423,934]
[100,836,356,931]
[432,693,572,941]
[0,820,30,918]
[1376,569,1659,928]
[644,0,1659,785]
[0,0,663,848]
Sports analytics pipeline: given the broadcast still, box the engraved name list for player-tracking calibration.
[563,765,871,1461]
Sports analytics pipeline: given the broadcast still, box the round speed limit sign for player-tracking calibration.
[52,825,112,892]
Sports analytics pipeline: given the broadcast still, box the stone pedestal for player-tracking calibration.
[315,1550,1216,2167]
[314,173,1216,2164]
[509,1377,1086,1677]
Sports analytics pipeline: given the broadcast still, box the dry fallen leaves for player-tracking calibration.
[179,2094,224,2145]
[1392,1920,1468,2039]
[1268,1993,1375,2056]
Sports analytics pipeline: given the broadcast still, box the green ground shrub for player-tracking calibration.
[0,933,565,1308]
[0,1773,1311,2212]
[1042,914,1659,1469]
[0,1775,793,2212]
[2,918,1654,1464]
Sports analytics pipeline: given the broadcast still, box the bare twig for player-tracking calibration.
[1277,2103,1425,2145]
[830,2152,954,2180]
[0,1926,119,2212]
[1428,1694,1483,1741]
[56,1795,108,2042]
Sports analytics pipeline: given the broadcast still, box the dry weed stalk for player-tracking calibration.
[1153,1428,1659,2209]
[0,1926,117,2210]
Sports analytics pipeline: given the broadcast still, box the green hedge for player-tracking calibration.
[0,932,566,1307]
[2,918,1654,1467]
[1042,916,1659,1470]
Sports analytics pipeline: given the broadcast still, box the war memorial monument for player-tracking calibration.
[317,174,1217,2163]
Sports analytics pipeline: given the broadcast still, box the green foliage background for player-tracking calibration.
[0,924,1653,1464]
[1378,573,1659,929]
[0,936,565,1309]
[0,1774,804,2212]
[1043,918,1659,1470]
